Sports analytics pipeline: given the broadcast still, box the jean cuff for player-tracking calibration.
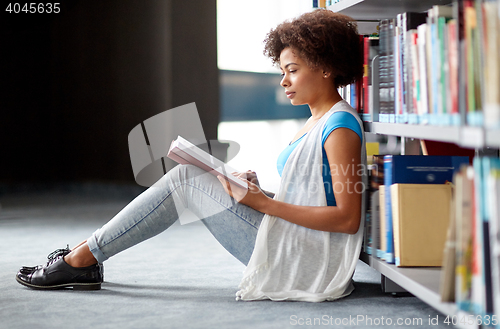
[87,230,108,263]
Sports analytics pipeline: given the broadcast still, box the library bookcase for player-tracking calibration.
[326,1,499,328]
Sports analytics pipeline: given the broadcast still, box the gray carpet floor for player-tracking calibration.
[0,185,453,329]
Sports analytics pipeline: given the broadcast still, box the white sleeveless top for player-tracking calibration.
[236,100,367,302]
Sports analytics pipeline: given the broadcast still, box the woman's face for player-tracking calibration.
[279,47,327,106]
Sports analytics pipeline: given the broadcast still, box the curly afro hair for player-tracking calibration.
[263,9,363,88]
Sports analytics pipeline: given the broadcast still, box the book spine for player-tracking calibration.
[474,0,485,125]
[426,16,435,123]
[440,177,457,302]
[370,190,380,256]
[448,19,460,120]
[350,82,356,108]
[346,83,351,107]
[487,167,500,320]
[438,17,448,119]
[391,184,402,266]
[465,1,477,118]
[399,14,407,122]
[364,164,373,254]
[372,155,385,258]
[364,36,370,116]
[471,157,485,316]
[483,1,500,128]
[402,13,427,123]
[378,20,392,122]
[384,155,395,264]
[455,166,474,313]
[418,24,430,121]
[481,157,496,316]
[395,15,404,122]
[410,31,420,123]
[356,35,364,114]
[457,0,468,125]
[388,19,396,123]
[379,185,386,259]
[403,27,412,123]
[431,13,440,121]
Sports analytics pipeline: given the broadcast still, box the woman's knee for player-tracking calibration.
[163,164,209,186]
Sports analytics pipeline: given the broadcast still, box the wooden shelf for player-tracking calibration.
[364,122,500,149]
[327,0,452,20]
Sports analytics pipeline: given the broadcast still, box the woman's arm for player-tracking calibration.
[218,127,363,234]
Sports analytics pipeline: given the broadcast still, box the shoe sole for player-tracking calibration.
[16,276,101,290]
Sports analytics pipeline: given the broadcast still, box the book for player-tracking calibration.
[395,16,402,122]
[472,0,485,126]
[371,155,386,258]
[364,164,373,254]
[379,184,387,259]
[397,12,428,123]
[428,5,453,125]
[409,30,419,124]
[447,18,460,125]
[384,157,393,264]
[370,190,380,257]
[426,14,435,124]
[478,157,497,317]
[456,0,468,126]
[379,19,395,123]
[438,15,450,125]
[482,0,500,128]
[167,136,248,189]
[487,167,500,321]
[391,183,452,266]
[350,82,357,110]
[417,23,430,123]
[471,156,486,316]
[356,34,365,114]
[455,165,474,314]
[363,37,380,122]
[440,179,457,302]
[464,0,484,125]
[383,155,469,264]
[363,36,370,118]
[364,150,382,254]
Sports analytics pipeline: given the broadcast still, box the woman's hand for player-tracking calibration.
[231,170,260,187]
[217,172,270,212]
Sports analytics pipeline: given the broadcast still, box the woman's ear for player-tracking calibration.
[322,71,331,78]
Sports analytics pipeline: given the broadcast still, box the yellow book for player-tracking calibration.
[366,143,380,166]
[391,183,452,267]
[366,142,380,156]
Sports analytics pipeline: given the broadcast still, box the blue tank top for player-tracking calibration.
[276,111,362,206]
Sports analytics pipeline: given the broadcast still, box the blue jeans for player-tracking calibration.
[87,165,266,266]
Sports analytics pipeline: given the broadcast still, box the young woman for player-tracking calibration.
[16,9,366,302]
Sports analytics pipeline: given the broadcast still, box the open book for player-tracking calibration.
[167,136,248,189]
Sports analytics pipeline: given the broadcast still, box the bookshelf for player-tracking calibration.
[359,252,456,316]
[327,0,452,20]
[360,252,478,329]
[364,122,500,149]
[328,1,499,328]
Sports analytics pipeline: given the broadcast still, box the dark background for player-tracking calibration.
[0,0,219,186]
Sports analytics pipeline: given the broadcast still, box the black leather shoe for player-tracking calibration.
[16,246,103,290]
[20,245,71,273]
